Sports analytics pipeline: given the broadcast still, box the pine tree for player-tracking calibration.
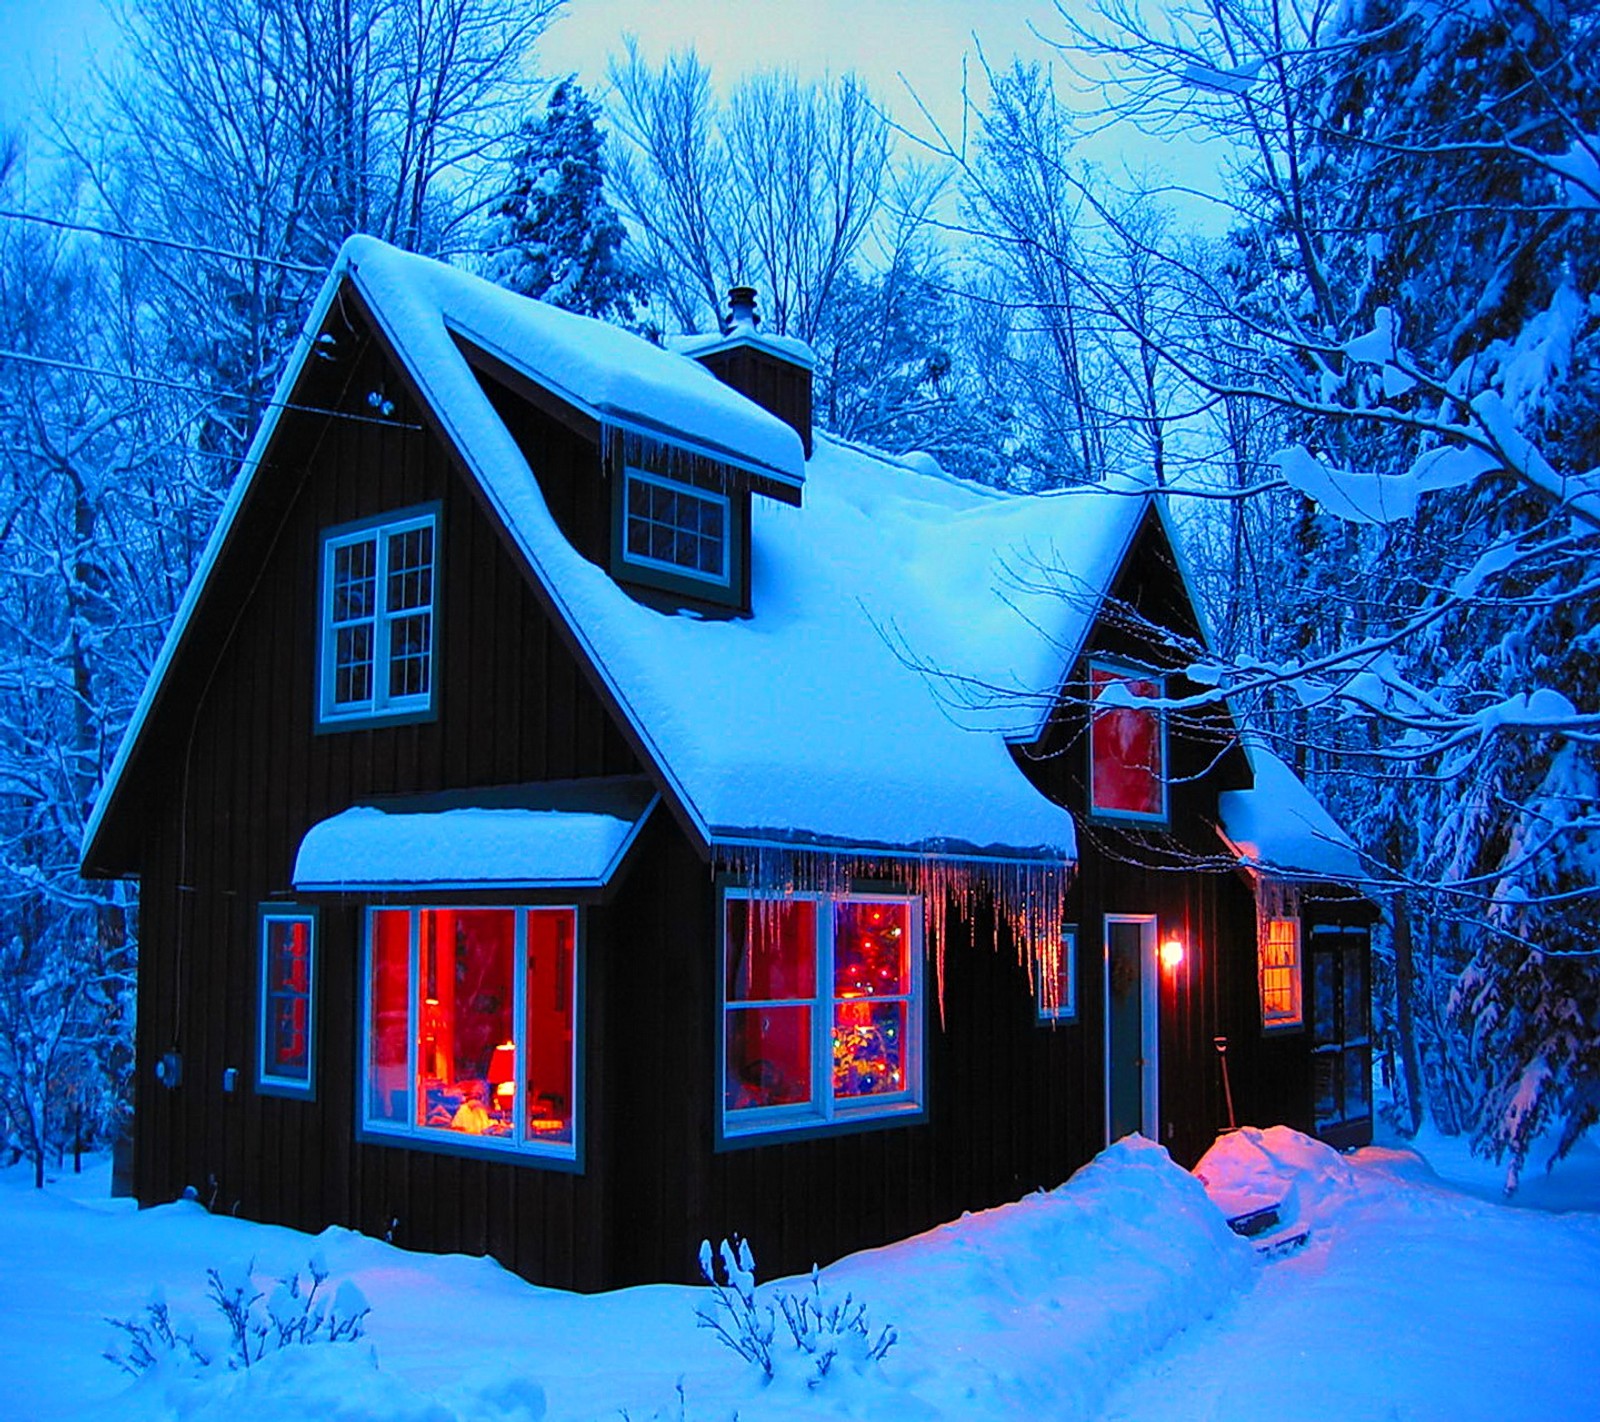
[488,80,640,323]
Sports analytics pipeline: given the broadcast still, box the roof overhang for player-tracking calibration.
[292,778,657,895]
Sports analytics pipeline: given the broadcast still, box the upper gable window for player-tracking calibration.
[319,508,438,728]
[621,467,730,588]
[1088,661,1167,822]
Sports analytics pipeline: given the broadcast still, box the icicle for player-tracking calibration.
[711,841,1071,1022]
[602,421,739,492]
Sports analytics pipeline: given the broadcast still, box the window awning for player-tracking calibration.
[292,778,658,893]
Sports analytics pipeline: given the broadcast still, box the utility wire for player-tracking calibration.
[0,349,419,431]
[0,207,324,274]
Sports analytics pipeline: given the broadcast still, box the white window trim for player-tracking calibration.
[1260,916,1304,1031]
[318,508,438,726]
[1036,923,1079,1024]
[257,906,316,1099]
[719,890,925,1144]
[358,905,580,1164]
[620,466,732,588]
[1087,658,1170,824]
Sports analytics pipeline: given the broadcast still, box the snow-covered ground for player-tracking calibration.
[2,1125,1596,1421]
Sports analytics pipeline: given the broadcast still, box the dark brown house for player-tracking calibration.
[81,237,1372,1292]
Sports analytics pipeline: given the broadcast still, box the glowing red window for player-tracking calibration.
[363,906,578,1159]
[723,893,923,1139]
[1089,663,1166,820]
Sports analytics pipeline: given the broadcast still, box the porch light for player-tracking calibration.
[1160,937,1186,971]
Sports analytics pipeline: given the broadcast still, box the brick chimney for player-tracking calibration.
[687,287,814,459]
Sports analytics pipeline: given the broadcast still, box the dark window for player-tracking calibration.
[622,468,729,586]
[320,511,437,725]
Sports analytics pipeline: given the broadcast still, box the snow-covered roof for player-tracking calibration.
[292,779,657,893]
[668,328,818,370]
[82,238,1163,871]
[352,238,805,488]
[1216,745,1365,883]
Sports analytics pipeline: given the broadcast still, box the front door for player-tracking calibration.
[1310,923,1373,1149]
[1104,915,1158,1143]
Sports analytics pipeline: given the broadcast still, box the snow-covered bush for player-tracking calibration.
[105,1253,371,1376]
[695,1237,896,1387]
[104,1287,210,1376]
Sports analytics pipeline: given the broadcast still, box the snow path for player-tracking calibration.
[1104,1143,1600,1422]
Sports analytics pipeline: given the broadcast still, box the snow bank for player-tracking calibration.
[820,1135,1256,1421]
[1194,1125,1361,1233]
[3,1142,1258,1422]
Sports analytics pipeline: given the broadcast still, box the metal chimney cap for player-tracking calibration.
[727,285,759,332]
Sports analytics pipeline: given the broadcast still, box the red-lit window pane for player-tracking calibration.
[833,1000,907,1098]
[726,898,816,1003]
[260,915,314,1089]
[368,909,411,1124]
[725,1006,813,1109]
[523,909,575,1144]
[417,909,515,1139]
[834,901,910,998]
[1090,664,1164,818]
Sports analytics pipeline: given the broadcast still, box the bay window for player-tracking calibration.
[1088,660,1167,822]
[362,906,578,1163]
[721,891,924,1142]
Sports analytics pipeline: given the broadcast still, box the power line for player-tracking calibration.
[0,349,420,432]
[0,207,324,275]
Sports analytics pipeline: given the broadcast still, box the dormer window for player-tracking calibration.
[622,467,730,585]
[611,464,744,607]
[318,506,439,728]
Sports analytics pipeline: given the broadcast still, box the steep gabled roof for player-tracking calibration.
[83,238,1159,872]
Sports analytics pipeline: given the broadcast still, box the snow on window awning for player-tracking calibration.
[1217,746,1364,884]
[292,779,657,893]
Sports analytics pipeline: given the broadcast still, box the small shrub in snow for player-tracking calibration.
[696,1237,774,1377]
[104,1287,210,1375]
[776,1266,897,1379]
[696,1237,896,1387]
[105,1252,371,1376]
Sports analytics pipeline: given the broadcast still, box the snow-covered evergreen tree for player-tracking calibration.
[487,80,640,323]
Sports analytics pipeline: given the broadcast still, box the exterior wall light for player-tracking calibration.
[1160,937,1186,971]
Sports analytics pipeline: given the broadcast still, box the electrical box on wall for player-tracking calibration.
[154,1052,183,1089]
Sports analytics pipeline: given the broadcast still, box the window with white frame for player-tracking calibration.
[319,509,437,725]
[1036,923,1079,1024]
[1260,917,1303,1028]
[1088,660,1167,822]
[721,891,924,1141]
[362,906,578,1162]
[258,907,316,1097]
[621,468,730,587]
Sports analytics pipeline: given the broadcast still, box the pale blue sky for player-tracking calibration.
[0,1,1220,219]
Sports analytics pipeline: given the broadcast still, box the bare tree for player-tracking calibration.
[606,45,892,342]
